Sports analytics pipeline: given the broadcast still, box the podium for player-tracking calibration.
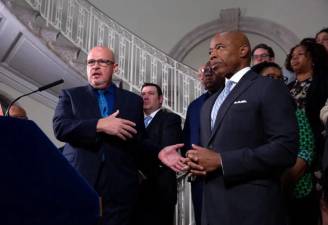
[0,117,100,225]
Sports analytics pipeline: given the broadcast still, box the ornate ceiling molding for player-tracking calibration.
[169,8,300,61]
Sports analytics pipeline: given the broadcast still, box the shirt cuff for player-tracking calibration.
[220,156,224,175]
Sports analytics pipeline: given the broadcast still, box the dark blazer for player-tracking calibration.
[183,92,211,151]
[183,92,211,225]
[200,70,298,225]
[53,84,145,225]
[135,109,182,225]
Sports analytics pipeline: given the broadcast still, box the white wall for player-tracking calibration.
[0,82,63,147]
[90,0,328,67]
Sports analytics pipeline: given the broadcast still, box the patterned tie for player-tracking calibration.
[98,90,109,117]
[210,80,234,129]
[144,115,152,127]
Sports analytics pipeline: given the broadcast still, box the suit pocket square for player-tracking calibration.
[234,100,247,104]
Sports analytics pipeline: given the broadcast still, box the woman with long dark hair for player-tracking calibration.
[284,41,328,225]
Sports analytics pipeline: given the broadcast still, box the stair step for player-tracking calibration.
[48,41,80,61]
[38,26,60,42]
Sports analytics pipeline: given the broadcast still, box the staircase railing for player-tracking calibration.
[22,1,198,224]
[24,0,201,120]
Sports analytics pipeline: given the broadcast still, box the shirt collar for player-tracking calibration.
[93,83,117,94]
[227,67,251,84]
[145,108,161,118]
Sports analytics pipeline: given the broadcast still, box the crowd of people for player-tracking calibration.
[53,27,328,225]
[2,27,328,225]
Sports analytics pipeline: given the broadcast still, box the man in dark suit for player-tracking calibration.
[186,31,298,225]
[135,83,182,225]
[183,62,223,225]
[162,32,298,225]
[53,46,144,225]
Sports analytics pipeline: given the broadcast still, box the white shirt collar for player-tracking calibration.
[227,67,251,85]
[144,108,161,118]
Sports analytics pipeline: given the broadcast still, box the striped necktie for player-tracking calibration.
[144,115,152,127]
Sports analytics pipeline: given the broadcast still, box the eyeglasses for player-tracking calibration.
[252,54,270,60]
[265,74,288,83]
[87,59,115,67]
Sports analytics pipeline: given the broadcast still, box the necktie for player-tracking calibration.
[210,80,234,129]
[98,90,109,117]
[144,115,152,127]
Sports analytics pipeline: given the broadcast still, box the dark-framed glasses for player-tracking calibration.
[87,59,115,67]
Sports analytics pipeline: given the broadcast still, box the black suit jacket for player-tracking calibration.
[143,109,182,201]
[53,85,145,225]
[135,109,182,225]
[200,70,298,225]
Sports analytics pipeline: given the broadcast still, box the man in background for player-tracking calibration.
[251,43,275,65]
[183,61,223,225]
[135,83,182,225]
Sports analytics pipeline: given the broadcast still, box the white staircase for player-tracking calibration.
[2,0,201,119]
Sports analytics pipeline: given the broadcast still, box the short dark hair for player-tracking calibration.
[251,61,281,74]
[251,43,275,58]
[300,37,316,44]
[141,83,163,96]
[315,27,328,39]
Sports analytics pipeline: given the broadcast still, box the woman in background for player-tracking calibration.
[284,41,328,225]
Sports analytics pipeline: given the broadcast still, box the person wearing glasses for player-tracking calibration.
[53,46,145,225]
[251,43,275,65]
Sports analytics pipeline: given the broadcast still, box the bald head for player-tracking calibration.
[10,105,28,119]
[88,46,115,63]
[87,46,118,89]
[209,31,251,78]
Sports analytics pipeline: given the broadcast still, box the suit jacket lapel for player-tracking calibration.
[201,91,220,146]
[114,87,122,113]
[207,71,258,145]
[146,109,163,131]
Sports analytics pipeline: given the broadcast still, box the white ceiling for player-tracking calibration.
[89,0,328,68]
[0,2,86,108]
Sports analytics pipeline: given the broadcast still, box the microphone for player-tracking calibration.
[5,79,64,117]
[37,79,64,92]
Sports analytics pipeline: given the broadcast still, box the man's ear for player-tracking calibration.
[113,64,119,73]
[159,95,163,105]
[240,45,250,58]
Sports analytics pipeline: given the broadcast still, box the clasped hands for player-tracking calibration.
[158,143,222,176]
